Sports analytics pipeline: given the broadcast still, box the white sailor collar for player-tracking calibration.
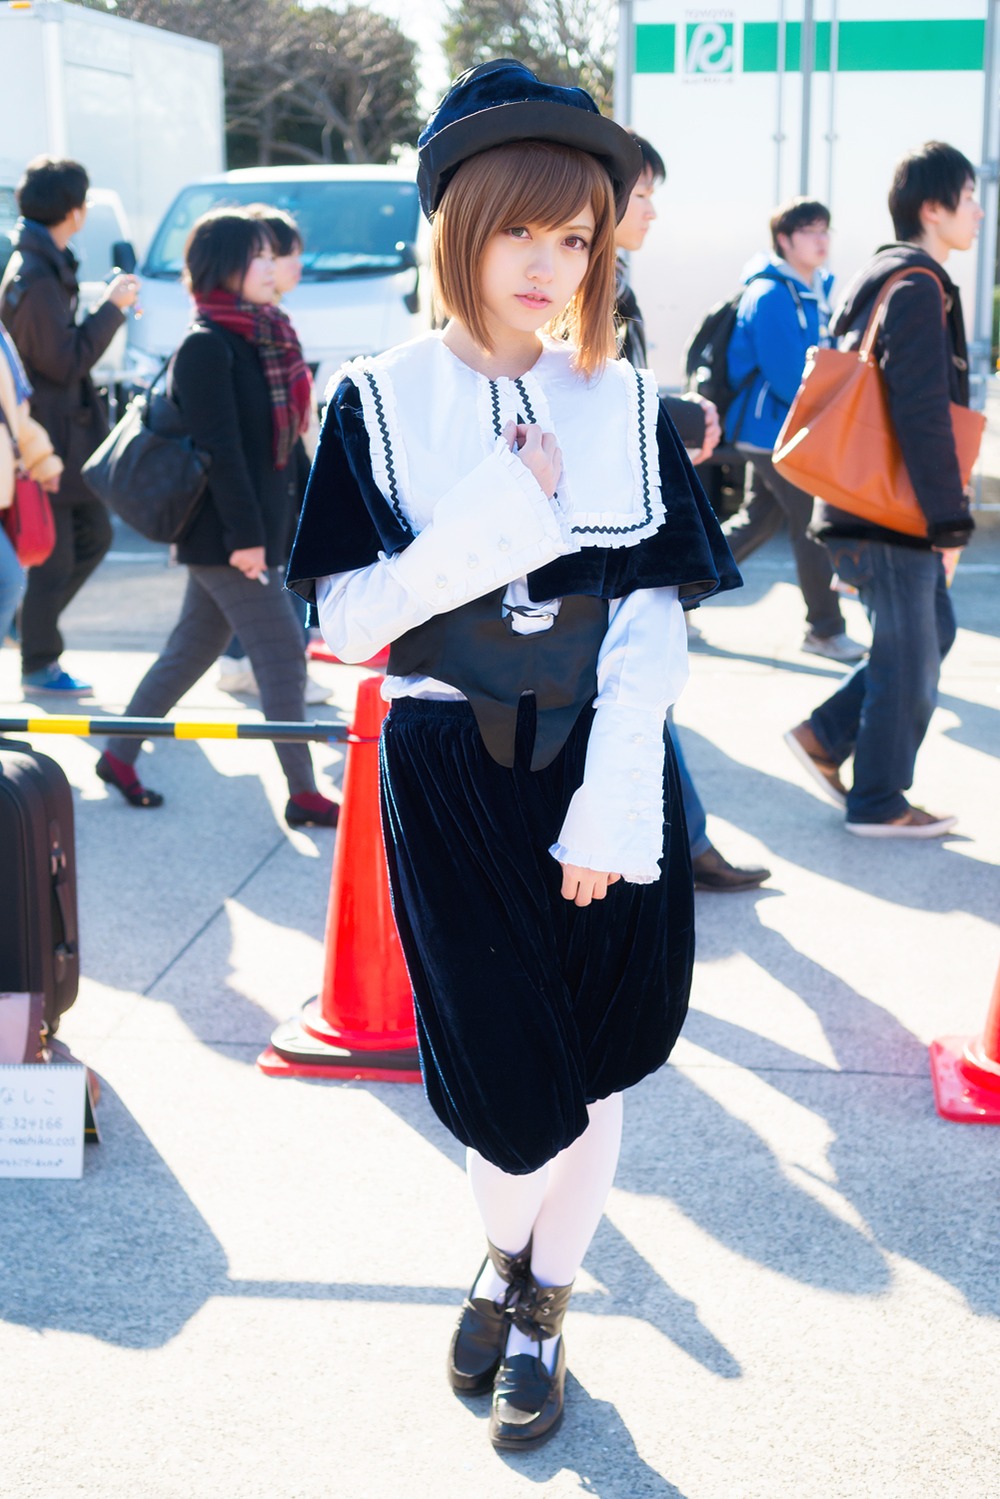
[328,331,664,549]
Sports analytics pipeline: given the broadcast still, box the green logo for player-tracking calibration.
[685,21,734,75]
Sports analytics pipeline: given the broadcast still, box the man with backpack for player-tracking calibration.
[785,142,980,838]
[721,197,864,663]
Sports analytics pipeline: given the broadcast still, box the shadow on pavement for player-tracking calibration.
[490,1372,690,1495]
[685,903,1000,1321]
[937,690,1000,759]
[76,738,339,1059]
[681,727,1000,927]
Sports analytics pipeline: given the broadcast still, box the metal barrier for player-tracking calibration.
[0,715,359,743]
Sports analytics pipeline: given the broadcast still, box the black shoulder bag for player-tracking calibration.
[81,358,210,544]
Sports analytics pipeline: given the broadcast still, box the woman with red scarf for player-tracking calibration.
[97,209,337,827]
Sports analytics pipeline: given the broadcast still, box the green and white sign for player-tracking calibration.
[685,17,735,77]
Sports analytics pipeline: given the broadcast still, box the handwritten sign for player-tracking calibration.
[0,1064,87,1179]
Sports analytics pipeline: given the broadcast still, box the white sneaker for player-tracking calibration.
[217,656,258,694]
[802,631,867,663]
[303,674,331,705]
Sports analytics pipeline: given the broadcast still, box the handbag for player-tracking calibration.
[0,403,56,567]
[773,266,985,538]
[81,358,210,544]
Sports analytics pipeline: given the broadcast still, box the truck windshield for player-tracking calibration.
[143,178,420,279]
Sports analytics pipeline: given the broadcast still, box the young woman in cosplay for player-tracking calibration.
[287,60,740,1450]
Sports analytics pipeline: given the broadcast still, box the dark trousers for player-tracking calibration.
[20,496,113,675]
[724,451,845,638]
[808,541,955,823]
[105,564,316,796]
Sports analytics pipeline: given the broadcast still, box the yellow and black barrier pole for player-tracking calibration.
[0,715,357,743]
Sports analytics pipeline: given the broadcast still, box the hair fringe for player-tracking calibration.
[431,141,618,378]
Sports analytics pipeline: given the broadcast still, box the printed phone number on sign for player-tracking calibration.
[0,1116,66,1132]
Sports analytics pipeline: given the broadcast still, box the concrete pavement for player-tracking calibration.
[0,515,998,1499]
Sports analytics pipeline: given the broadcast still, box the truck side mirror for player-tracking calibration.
[111,240,137,275]
[396,241,419,313]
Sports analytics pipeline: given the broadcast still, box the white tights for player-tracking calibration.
[465,1093,624,1369]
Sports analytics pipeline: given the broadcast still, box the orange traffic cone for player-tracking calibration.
[258,676,421,1083]
[929,958,1000,1123]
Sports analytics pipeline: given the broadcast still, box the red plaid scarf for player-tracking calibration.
[194,289,312,470]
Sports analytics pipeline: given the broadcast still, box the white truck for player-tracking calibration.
[0,0,224,382]
[617,0,999,411]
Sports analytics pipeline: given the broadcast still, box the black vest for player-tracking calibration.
[388,589,609,771]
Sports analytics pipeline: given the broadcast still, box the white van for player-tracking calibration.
[125,165,429,400]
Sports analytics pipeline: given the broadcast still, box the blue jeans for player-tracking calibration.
[667,707,709,858]
[0,522,25,644]
[808,541,956,823]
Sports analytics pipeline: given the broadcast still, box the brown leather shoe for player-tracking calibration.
[846,805,957,839]
[783,722,848,808]
[691,845,770,892]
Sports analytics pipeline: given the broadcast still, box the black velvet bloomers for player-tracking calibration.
[288,368,740,1174]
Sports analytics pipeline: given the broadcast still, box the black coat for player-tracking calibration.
[0,220,123,507]
[169,321,297,568]
[813,243,973,550]
[614,262,707,450]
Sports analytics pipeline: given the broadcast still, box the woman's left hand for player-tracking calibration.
[560,864,621,907]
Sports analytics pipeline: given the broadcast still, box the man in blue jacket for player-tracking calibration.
[724,197,864,663]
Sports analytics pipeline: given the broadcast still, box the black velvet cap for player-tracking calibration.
[417,58,642,223]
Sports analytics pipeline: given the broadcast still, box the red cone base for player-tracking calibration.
[258,676,421,1084]
[929,1037,1000,1124]
[258,996,422,1082]
[307,640,390,669]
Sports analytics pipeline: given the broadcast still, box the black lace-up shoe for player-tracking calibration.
[489,1272,573,1450]
[448,1239,531,1396]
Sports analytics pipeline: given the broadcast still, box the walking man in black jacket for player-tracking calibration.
[785,142,981,837]
[0,156,139,694]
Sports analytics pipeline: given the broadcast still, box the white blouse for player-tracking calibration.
[314,332,690,883]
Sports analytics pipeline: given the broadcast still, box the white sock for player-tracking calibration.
[464,1095,625,1374]
[466,1146,549,1256]
[529,1093,624,1286]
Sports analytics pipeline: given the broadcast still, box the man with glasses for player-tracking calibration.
[723,197,864,663]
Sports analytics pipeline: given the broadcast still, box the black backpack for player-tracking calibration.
[684,271,804,424]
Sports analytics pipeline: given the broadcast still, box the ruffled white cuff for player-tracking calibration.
[389,444,574,612]
[549,704,668,884]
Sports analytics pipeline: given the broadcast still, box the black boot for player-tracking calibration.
[489,1271,573,1451]
[447,1239,531,1396]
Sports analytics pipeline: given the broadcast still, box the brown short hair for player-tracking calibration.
[246,203,304,257]
[431,141,618,378]
[183,209,274,295]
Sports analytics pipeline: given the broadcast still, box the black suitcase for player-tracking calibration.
[0,740,80,1041]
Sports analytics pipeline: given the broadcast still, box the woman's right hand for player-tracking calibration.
[504,420,562,499]
[229,545,267,579]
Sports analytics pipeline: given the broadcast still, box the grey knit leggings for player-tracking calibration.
[105,564,315,796]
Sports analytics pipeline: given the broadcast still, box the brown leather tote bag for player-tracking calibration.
[773,266,985,538]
